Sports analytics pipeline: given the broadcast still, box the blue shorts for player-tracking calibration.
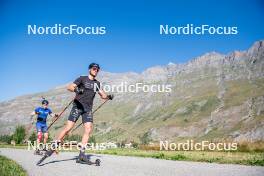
[36,122,48,133]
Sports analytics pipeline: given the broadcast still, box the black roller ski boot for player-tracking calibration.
[76,150,101,166]
[34,148,42,155]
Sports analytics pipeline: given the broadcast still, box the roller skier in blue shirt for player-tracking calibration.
[31,99,57,154]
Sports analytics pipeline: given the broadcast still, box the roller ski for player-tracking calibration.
[76,151,101,166]
[36,141,59,165]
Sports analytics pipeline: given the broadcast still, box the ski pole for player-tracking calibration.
[47,99,74,131]
[71,99,109,133]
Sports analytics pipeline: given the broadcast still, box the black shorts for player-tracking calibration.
[68,102,93,123]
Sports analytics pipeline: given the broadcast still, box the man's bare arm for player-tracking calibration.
[67,83,77,92]
[49,113,58,118]
[98,90,114,100]
[30,111,36,116]
[30,111,36,124]
[98,89,108,99]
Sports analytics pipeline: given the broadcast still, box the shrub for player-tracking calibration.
[12,126,26,144]
[140,132,151,145]
[0,135,13,144]
[131,141,139,148]
[152,153,165,159]
[28,132,37,142]
[170,154,187,160]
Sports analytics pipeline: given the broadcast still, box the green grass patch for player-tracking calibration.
[92,148,264,166]
[248,157,264,166]
[1,144,264,166]
[0,155,27,176]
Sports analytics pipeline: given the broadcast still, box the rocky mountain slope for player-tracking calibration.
[0,40,263,143]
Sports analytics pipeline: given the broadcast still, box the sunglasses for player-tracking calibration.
[92,67,99,71]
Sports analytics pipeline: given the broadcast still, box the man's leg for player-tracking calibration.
[43,132,48,144]
[78,122,93,161]
[36,131,42,153]
[57,120,75,141]
[78,111,93,161]
[81,122,93,146]
[81,110,93,147]
[37,131,42,144]
[57,103,81,141]
[42,132,48,151]
[36,123,42,144]
[45,104,80,156]
[46,120,75,154]
[42,125,48,145]
[35,123,42,154]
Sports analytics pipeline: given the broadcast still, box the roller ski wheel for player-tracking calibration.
[95,159,101,166]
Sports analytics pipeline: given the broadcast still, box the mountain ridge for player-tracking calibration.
[0,40,263,143]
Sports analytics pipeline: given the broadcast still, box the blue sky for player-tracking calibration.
[0,0,263,101]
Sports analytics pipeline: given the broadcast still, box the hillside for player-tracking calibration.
[0,40,263,143]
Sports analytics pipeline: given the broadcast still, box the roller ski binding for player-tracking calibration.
[34,149,44,156]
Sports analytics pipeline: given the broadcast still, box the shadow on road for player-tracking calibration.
[38,154,101,166]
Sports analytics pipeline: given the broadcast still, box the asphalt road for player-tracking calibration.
[0,148,263,176]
